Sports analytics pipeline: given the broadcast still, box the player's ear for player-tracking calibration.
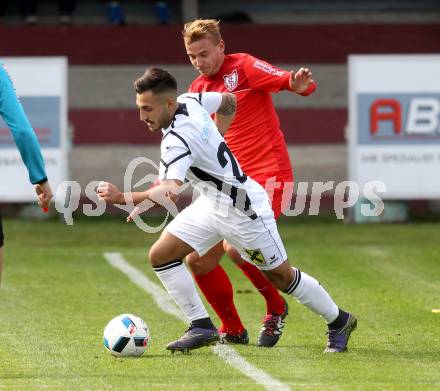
[167,96,176,110]
[218,39,225,53]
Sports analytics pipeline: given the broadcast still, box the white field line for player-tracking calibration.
[104,252,291,391]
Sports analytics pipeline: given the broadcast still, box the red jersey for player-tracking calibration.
[189,53,293,177]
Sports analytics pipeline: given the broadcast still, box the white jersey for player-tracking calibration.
[159,92,270,220]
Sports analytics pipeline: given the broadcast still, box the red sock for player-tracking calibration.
[194,264,245,336]
[237,262,286,315]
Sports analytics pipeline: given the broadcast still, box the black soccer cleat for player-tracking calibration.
[166,326,220,353]
[324,313,357,353]
[219,329,249,345]
[257,298,289,347]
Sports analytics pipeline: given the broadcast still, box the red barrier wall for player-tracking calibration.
[1,24,439,64]
[69,108,346,144]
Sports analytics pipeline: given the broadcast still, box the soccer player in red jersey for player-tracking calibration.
[182,19,317,347]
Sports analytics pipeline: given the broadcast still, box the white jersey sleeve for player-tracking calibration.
[200,92,222,114]
[159,131,194,182]
[181,92,222,115]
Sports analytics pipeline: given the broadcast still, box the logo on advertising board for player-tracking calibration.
[223,69,238,91]
[0,97,60,148]
[358,93,440,145]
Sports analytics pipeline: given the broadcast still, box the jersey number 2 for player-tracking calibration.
[217,142,247,183]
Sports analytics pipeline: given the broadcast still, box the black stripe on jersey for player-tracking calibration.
[161,131,192,179]
[153,260,183,272]
[185,96,202,106]
[284,269,302,295]
[161,150,192,179]
[169,130,191,151]
[164,151,191,169]
[170,103,189,128]
[189,166,258,220]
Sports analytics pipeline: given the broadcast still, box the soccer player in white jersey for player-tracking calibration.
[97,67,357,353]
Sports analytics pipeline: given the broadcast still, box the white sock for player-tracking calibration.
[153,260,209,322]
[284,268,339,323]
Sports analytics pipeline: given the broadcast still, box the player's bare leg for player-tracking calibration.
[149,231,219,353]
[223,241,288,347]
[186,242,248,344]
[185,241,223,275]
[262,261,357,353]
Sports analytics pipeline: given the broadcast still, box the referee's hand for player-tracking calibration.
[35,181,53,212]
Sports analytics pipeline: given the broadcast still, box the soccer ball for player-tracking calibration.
[103,314,149,357]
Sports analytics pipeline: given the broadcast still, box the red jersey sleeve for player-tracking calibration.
[243,55,292,93]
[299,82,317,96]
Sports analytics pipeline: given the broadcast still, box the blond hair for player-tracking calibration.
[182,19,222,45]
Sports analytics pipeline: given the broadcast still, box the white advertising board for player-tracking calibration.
[0,57,68,202]
[348,55,440,199]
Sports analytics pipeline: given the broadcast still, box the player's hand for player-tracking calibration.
[126,206,140,223]
[126,198,155,223]
[97,181,124,204]
[35,181,53,212]
[150,178,161,189]
[291,67,315,94]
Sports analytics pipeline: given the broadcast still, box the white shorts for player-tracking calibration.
[165,196,287,271]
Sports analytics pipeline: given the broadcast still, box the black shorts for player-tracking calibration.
[0,210,3,247]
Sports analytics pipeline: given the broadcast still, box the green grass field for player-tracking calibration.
[0,217,439,390]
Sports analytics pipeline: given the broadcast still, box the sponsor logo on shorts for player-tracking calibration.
[223,69,238,91]
[269,254,279,264]
[244,248,266,266]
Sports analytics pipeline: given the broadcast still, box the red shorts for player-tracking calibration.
[251,170,294,219]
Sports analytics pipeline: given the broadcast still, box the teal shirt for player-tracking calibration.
[0,64,47,184]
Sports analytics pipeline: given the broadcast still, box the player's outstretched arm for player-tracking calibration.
[127,179,183,222]
[290,67,316,96]
[96,182,126,204]
[215,93,237,135]
[97,180,183,222]
[97,180,182,205]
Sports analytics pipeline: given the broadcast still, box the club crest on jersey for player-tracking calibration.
[223,69,238,91]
